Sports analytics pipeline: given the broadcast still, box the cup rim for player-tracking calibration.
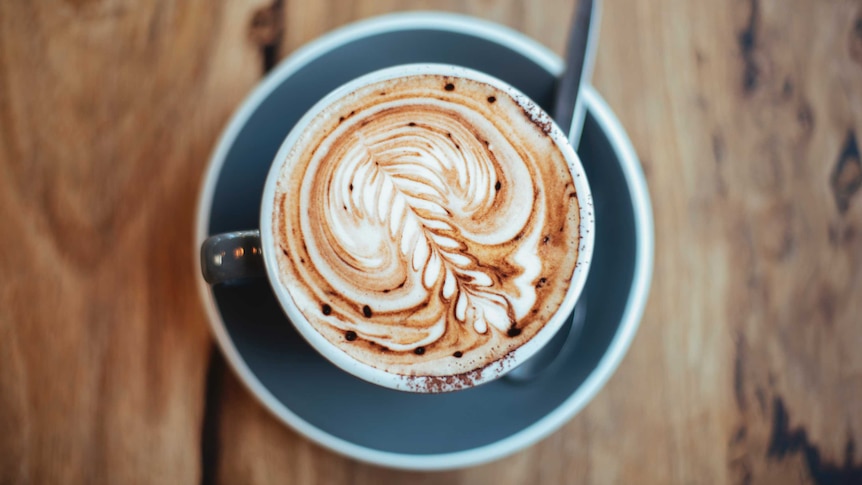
[195,11,653,470]
[258,62,595,393]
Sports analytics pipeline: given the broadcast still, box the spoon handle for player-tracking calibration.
[552,0,601,149]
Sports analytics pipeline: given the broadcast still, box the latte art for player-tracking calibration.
[321,104,540,340]
[273,73,580,378]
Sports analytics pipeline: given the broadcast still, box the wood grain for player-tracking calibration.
[1,0,861,484]
[0,0,263,482]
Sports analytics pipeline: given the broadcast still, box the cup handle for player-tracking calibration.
[200,230,266,285]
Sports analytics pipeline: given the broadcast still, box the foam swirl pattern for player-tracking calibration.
[273,74,581,377]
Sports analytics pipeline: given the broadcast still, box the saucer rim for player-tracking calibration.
[194,11,654,471]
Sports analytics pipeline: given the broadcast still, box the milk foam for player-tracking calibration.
[273,74,580,377]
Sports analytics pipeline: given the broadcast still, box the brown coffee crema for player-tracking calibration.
[273,74,580,377]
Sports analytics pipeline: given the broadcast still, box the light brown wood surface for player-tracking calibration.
[1,0,861,483]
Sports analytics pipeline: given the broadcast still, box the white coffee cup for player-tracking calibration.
[201,63,594,392]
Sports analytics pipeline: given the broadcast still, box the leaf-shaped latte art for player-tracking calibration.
[273,74,581,377]
[338,126,534,337]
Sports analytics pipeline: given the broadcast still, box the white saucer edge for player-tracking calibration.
[193,11,654,472]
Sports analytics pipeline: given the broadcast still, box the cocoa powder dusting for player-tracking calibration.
[400,349,519,393]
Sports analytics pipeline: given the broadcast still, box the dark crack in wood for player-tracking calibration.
[737,0,760,95]
[850,14,862,65]
[200,346,225,485]
[767,396,862,484]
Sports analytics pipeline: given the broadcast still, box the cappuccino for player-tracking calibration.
[271,71,581,386]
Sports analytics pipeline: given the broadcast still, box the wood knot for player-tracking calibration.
[830,131,861,214]
[249,3,283,47]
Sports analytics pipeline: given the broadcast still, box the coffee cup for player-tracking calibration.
[201,63,594,393]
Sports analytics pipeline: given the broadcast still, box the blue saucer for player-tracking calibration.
[195,13,653,470]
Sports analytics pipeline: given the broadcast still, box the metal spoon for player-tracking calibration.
[553,0,601,149]
[505,0,600,383]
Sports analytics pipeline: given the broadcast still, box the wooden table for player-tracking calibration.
[2,0,861,483]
